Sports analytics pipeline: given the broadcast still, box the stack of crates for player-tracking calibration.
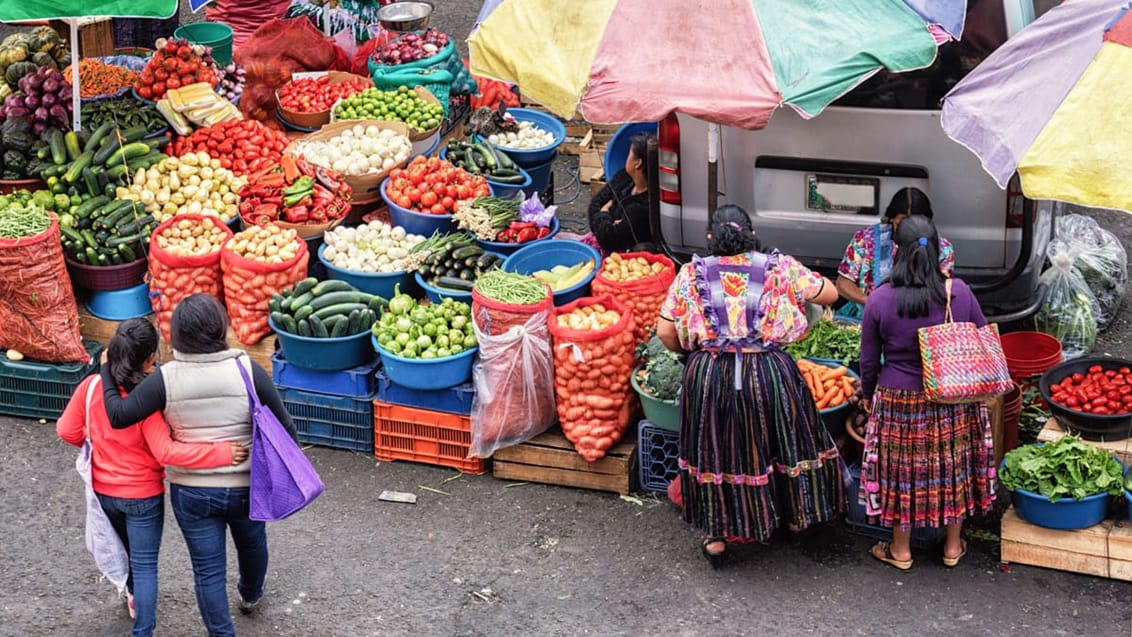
[272,351,380,454]
[0,340,103,420]
[372,369,484,474]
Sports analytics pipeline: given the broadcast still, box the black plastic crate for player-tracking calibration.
[0,340,103,420]
[278,386,375,453]
[637,420,679,493]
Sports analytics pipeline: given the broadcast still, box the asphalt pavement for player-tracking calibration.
[3,2,1132,635]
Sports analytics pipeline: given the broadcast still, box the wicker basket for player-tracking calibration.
[331,86,442,144]
[65,255,148,291]
[239,215,344,240]
[276,71,374,130]
[285,119,412,203]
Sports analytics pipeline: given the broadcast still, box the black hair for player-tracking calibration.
[170,293,229,354]
[884,187,933,221]
[627,132,655,171]
[108,318,158,392]
[889,215,946,318]
[706,205,763,257]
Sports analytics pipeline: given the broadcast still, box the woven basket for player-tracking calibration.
[239,215,343,240]
[276,71,374,130]
[331,86,442,143]
[284,119,412,203]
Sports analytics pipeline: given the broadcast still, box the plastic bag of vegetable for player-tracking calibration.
[467,273,556,458]
[590,251,676,348]
[148,215,235,343]
[220,225,310,345]
[1034,239,1098,360]
[550,295,638,462]
[0,198,88,363]
[1054,213,1127,330]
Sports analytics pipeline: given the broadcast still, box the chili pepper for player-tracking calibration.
[281,155,300,183]
[310,206,327,221]
[516,227,539,243]
[263,195,284,206]
[496,230,508,242]
[253,203,280,220]
[296,157,316,178]
[315,167,342,191]
[254,214,273,226]
[257,172,286,189]
[282,176,315,197]
[284,205,309,223]
[536,226,551,239]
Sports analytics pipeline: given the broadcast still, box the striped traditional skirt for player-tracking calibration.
[678,348,844,542]
[859,387,997,530]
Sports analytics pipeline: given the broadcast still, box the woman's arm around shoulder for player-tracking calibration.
[99,364,167,429]
[140,411,240,468]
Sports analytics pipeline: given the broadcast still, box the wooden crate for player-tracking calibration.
[77,306,276,372]
[1001,507,1132,582]
[50,18,116,59]
[1036,418,1132,466]
[492,428,637,495]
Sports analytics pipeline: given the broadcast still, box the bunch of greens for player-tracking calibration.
[635,334,684,401]
[1000,436,1123,502]
[783,319,861,366]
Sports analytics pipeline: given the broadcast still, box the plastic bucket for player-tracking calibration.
[372,335,477,390]
[1001,382,1022,454]
[495,108,565,167]
[604,122,657,179]
[270,316,376,371]
[86,283,153,320]
[523,154,556,200]
[1002,331,1062,384]
[318,244,412,299]
[631,366,678,431]
[501,239,601,306]
[174,22,234,66]
[475,217,560,256]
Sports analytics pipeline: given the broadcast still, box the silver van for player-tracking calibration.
[654,0,1050,322]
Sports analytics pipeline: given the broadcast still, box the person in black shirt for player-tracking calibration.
[586,132,655,254]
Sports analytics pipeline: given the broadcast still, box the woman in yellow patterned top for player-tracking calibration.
[656,205,843,568]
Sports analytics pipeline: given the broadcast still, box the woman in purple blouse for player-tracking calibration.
[858,216,996,570]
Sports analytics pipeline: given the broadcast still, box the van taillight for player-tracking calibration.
[1006,175,1028,228]
[658,113,680,205]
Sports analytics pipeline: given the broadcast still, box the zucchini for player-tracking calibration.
[71,195,110,219]
[310,279,355,296]
[92,135,122,165]
[64,131,82,162]
[444,238,474,252]
[80,229,99,250]
[107,232,146,248]
[117,243,137,262]
[59,223,84,245]
[487,170,526,184]
[268,295,283,314]
[84,121,116,153]
[472,143,497,170]
[346,308,363,335]
[308,314,329,338]
[459,268,475,281]
[105,142,151,168]
[475,253,499,270]
[494,145,517,171]
[308,291,362,311]
[293,305,314,322]
[312,302,367,321]
[116,214,155,237]
[445,268,460,279]
[100,200,138,230]
[451,245,484,260]
[367,296,389,313]
[64,150,95,183]
[120,126,151,143]
[81,166,99,197]
[279,313,298,334]
[297,319,311,337]
[437,276,474,291]
[285,291,315,314]
[270,311,290,332]
[463,256,480,268]
[49,130,67,165]
[84,246,99,264]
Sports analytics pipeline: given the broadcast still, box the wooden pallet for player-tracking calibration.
[77,306,276,373]
[492,427,637,495]
[1001,507,1132,582]
[1036,418,1132,466]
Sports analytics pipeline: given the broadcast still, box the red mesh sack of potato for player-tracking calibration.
[0,216,87,363]
[590,252,675,347]
[467,281,556,458]
[220,225,309,345]
[549,295,637,462]
[148,215,235,343]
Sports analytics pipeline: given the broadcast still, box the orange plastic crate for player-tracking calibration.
[372,400,486,475]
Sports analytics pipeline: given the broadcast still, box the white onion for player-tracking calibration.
[323,220,424,273]
[292,128,412,177]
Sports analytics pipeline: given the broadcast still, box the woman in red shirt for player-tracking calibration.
[57,319,245,637]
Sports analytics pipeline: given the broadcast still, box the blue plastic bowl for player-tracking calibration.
[523,154,556,197]
[604,122,657,179]
[493,108,566,167]
[413,250,504,303]
[270,316,376,371]
[475,217,560,256]
[371,334,477,390]
[501,239,600,306]
[417,133,441,159]
[318,244,412,299]
[86,283,153,321]
[1126,487,1132,523]
[803,358,860,440]
[439,146,533,200]
[1002,448,1120,530]
[381,177,460,237]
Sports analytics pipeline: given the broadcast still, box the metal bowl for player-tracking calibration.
[377,1,434,33]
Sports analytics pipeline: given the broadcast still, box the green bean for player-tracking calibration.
[473,270,549,305]
[0,201,51,238]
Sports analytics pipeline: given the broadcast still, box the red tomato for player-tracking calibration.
[430,203,446,215]
[420,191,438,207]
[396,195,412,209]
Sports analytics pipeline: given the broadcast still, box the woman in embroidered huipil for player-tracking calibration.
[656,206,843,567]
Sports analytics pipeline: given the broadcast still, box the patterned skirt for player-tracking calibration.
[678,349,844,542]
[859,387,997,530]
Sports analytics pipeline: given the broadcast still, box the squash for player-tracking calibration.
[0,33,31,50]
[31,52,56,69]
[0,42,30,66]
[4,61,37,87]
[28,26,61,54]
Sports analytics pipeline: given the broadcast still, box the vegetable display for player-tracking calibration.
[600,253,667,282]
[37,123,165,199]
[416,240,504,293]
[134,38,218,102]
[0,194,50,238]
[269,277,385,339]
[290,123,411,176]
[783,319,862,366]
[238,155,351,226]
[159,82,242,130]
[453,196,519,240]
[1054,214,1127,331]
[63,59,137,99]
[472,270,549,306]
[2,66,75,134]
[1000,436,1123,502]
[372,286,478,359]
[120,152,244,223]
[385,155,491,215]
[1047,364,1132,416]
[443,139,527,183]
[80,95,167,137]
[0,115,41,179]
[333,86,444,134]
[634,334,684,401]
[59,198,156,265]
[1035,244,1098,360]
[796,359,857,411]
[221,224,310,345]
[166,118,289,176]
[321,220,425,273]
[0,27,70,93]
[532,259,595,292]
[371,29,450,66]
[591,251,676,346]
[147,214,234,342]
[153,214,229,257]
[278,75,371,114]
[487,119,555,150]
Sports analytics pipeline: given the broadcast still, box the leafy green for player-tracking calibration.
[635,334,684,401]
[783,319,861,366]
[1000,437,1123,502]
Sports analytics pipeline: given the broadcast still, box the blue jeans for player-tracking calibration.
[170,485,268,637]
[97,493,164,637]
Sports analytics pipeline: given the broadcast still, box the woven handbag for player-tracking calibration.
[919,279,1014,404]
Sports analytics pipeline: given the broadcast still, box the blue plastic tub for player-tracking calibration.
[271,350,380,398]
[417,133,441,159]
[413,250,504,303]
[1125,488,1132,523]
[278,386,375,453]
[604,122,657,180]
[438,146,532,199]
[501,239,600,306]
[318,244,412,299]
[475,217,560,256]
[381,177,459,237]
[523,154,556,200]
[494,108,566,167]
[375,368,475,415]
[86,283,153,320]
[1010,488,1112,530]
[269,316,376,371]
[372,334,477,390]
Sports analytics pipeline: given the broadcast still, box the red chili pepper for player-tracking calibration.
[516,227,539,243]
[253,203,280,220]
[309,206,327,221]
[315,167,342,191]
[535,226,551,239]
[284,205,309,223]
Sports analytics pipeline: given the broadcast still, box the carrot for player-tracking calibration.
[841,376,855,396]
[820,366,848,381]
[810,375,826,401]
[817,392,836,410]
[827,389,845,407]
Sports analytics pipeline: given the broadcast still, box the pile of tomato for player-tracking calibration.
[166,119,290,176]
[385,156,490,215]
[277,75,372,114]
[134,38,218,101]
[1048,365,1132,416]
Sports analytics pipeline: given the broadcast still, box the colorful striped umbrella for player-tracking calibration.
[468,0,965,129]
[942,0,1132,212]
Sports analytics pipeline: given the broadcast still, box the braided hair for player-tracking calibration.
[706,205,763,256]
[108,318,158,392]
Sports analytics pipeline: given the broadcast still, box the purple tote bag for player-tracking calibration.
[235,359,324,521]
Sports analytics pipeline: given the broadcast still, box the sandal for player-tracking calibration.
[870,541,913,571]
[943,540,968,568]
[701,537,726,569]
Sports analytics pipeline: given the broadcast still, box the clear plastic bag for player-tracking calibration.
[1054,213,1127,329]
[468,306,556,458]
[1035,239,1098,360]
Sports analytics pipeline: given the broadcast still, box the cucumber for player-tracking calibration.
[311,279,355,296]
[120,126,151,143]
[105,142,151,168]
[72,195,110,219]
[81,166,99,197]
[297,319,311,337]
[312,302,367,321]
[268,295,283,314]
[92,135,123,165]
[308,314,329,338]
[117,243,137,262]
[107,232,146,248]
[328,315,349,338]
[292,278,318,296]
[84,121,116,153]
[49,130,67,165]
[345,308,363,334]
[59,223,84,245]
[308,291,362,311]
[270,311,290,332]
[64,131,82,162]
[64,150,95,183]
[494,145,517,171]
[451,245,484,260]
[471,143,497,170]
[293,305,314,322]
[437,276,475,291]
[279,313,297,334]
[367,295,388,313]
[284,291,315,313]
[100,200,139,230]
[116,214,155,237]
[487,170,526,184]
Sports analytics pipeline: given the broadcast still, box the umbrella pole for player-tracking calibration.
[70,20,80,132]
[707,123,719,224]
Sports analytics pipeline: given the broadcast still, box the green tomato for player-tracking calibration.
[402,342,419,358]
[422,322,437,337]
[416,334,433,349]
[385,340,402,354]
[420,350,436,360]
[450,342,464,354]
[436,334,449,349]
[396,332,411,346]
[378,332,393,346]
[411,308,430,325]
[436,348,451,358]
[451,315,467,331]
[463,335,477,349]
[395,316,413,333]
[449,330,464,345]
